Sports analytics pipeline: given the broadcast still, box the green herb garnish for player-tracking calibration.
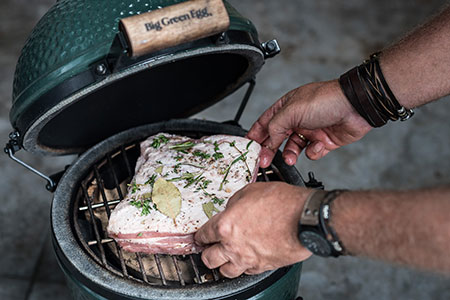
[151,135,170,148]
[219,151,249,191]
[174,154,183,161]
[202,201,220,219]
[168,171,203,188]
[169,141,195,152]
[180,162,205,169]
[173,163,181,173]
[128,182,141,194]
[130,194,155,216]
[212,196,225,206]
[155,166,163,174]
[193,150,211,159]
[145,174,157,186]
[213,141,220,152]
[156,160,163,164]
[213,152,224,160]
[246,140,254,150]
[202,179,212,189]
[137,232,143,237]
[184,174,204,188]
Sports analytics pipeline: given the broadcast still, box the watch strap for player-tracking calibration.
[300,190,327,226]
[299,190,347,257]
[320,190,347,256]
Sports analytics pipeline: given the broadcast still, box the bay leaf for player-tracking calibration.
[155,166,163,174]
[202,201,219,219]
[152,177,182,220]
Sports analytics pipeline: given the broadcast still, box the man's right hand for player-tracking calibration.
[247,79,372,167]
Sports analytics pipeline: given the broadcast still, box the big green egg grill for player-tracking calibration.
[4,0,314,299]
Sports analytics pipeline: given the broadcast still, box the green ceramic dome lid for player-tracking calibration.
[9,0,278,155]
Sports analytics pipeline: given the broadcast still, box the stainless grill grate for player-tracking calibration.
[73,139,285,287]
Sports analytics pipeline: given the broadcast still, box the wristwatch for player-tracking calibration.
[298,190,346,257]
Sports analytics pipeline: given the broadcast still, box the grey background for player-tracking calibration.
[1,0,450,299]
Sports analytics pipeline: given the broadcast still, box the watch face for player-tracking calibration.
[299,231,332,257]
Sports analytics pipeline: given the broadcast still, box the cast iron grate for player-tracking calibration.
[73,134,285,287]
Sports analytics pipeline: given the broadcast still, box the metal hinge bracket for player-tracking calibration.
[4,131,57,192]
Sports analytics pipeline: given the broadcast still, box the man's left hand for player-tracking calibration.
[194,182,313,278]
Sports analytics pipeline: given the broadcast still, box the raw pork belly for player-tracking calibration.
[107,133,261,255]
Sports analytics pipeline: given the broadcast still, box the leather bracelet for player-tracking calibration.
[348,67,388,127]
[339,69,367,121]
[339,52,414,127]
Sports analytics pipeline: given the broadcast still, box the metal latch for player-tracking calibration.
[304,171,324,189]
[4,131,57,192]
[261,39,281,59]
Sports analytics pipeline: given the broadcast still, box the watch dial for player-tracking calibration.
[299,231,332,257]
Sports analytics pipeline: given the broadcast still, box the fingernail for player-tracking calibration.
[312,143,323,154]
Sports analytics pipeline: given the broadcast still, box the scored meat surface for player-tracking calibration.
[107,133,261,255]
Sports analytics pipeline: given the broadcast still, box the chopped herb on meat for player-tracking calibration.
[168,172,204,188]
[219,151,249,191]
[212,196,225,206]
[151,135,169,148]
[193,150,211,159]
[130,193,155,216]
[202,179,212,189]
[180,162,205,169]
[128,182,141,194]
[212,141,224,160]
[213,141,220,152]
[173,163,181,173]
[213,152,224,160]
[169,141,195,151]
[145,174,157,186]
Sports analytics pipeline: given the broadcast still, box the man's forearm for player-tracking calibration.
[331,187,450,272]
[380,5,450,108]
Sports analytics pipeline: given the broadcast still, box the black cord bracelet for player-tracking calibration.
[339,52,414,127]
[319,190,348,256]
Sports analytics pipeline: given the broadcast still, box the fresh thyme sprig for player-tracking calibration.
[169,141,195,152]
[219,151,249,191]
[130,174,158,215]
[151,135,169,148]
[167,171,204,188]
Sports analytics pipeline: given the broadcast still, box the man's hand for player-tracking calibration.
[194,182,313,278]
[247,80,372,167]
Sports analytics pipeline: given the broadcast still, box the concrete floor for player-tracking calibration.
[1,0,450,299]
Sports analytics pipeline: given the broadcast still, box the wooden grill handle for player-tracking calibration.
[120,0,230,57]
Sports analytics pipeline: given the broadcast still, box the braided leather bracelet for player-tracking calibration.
[339,52,414,127]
